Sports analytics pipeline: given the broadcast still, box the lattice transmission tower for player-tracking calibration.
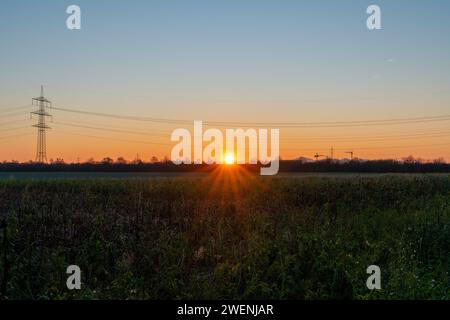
[31,86,52,163]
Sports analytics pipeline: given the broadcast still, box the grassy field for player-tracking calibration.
[0,172,449,299]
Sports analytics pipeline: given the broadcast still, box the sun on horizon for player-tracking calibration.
[224,153,234,165]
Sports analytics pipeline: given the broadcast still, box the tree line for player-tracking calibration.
[1,158,449,173]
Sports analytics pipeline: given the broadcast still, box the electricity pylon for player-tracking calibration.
[31,86,52,163]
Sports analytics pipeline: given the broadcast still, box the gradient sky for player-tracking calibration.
[1,0,450,162]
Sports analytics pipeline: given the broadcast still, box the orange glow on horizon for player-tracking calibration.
[1,119,450,163]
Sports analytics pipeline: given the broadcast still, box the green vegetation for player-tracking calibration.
[0,174,449,299]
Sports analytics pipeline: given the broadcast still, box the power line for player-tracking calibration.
[0,126,31,133]
[52,117,450,143]
[3,98,449,161]
[282,131,450,143]
[0,111,33,119]
[51,105,450,128]
[49,112,450,149]
[0,105,32,114]
[2,99,445,158]
[48,114,450,142]
[0,132,33,141]
[53,121,170,137]
[282,129,450,141]
[209,115,450,127]
[299,141,450,152]
[52,119,172,135]
[52,106,190,125]
[58,131,172,146]
[0,119,31,127]
[54,129,450,152]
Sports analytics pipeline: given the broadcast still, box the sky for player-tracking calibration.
[1,0,450,162]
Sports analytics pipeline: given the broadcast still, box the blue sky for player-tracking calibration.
[1,0,449,118]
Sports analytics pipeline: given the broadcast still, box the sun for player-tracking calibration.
[224,153,234,165]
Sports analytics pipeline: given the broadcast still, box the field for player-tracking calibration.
[0,171,449,300]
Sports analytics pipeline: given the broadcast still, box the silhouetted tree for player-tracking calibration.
[102,157,113,165]
[116,157,127,164]
[151,156,159,163]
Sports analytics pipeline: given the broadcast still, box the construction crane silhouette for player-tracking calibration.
[314,153,325,161]
[31,86,52,163]
[345,151,354,160]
